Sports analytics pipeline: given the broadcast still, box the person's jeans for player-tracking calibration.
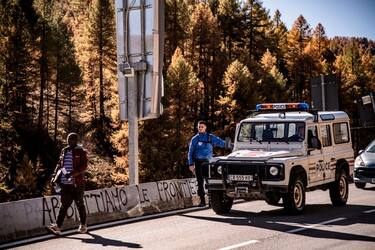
[56,184,86,227]
[195,159,209,203]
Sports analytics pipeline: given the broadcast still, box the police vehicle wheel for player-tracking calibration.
[330,169,348,206]
[210,191,233,215]
[355,182,366,189]
[265,192,281,206]
[283,175,305,214]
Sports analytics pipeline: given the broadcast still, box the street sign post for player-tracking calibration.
[115,0,164,185]
[357,93,375,126]
[310,74,339,111]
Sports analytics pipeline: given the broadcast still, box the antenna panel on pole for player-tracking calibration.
[115,0,164,121]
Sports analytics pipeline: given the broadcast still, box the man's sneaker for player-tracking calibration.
[78,224,88,233]
[47,223,61,235]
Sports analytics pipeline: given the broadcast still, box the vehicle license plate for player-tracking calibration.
[372,178,375,184]
[228,175,253,182]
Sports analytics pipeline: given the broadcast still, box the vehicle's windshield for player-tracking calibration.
[238,122,305,142]
[366,142,375,153]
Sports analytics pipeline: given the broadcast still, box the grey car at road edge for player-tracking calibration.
[354,139,375,188]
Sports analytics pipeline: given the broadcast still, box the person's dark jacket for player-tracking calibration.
[52,145,88,186]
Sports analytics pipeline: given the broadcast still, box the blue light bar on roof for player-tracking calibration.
[256,102,309,112]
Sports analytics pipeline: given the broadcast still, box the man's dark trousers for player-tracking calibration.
[56,184,86,227]
[195,159,209,204]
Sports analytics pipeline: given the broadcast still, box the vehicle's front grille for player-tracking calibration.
[225,164,260,176]
[356,168,375,178]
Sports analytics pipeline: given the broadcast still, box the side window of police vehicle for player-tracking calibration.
[319,125,332,147]
[333,123,350,144]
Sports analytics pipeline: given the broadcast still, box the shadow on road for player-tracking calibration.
[67,232,142,248]
[181,204,375,243]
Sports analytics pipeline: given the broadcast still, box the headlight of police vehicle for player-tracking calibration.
[217,166,222,175]
[269,166,279,176]
[355,157,365,168]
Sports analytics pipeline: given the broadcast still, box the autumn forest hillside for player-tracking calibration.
[0,0,374,202]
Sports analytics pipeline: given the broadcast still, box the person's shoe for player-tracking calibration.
[198,201,206,207]
[78,224,88,233]
[47,223,61,235]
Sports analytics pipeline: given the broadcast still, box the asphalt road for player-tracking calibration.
[11,183,375,250]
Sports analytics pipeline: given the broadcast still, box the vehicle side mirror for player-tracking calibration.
[309,136,322,150]
[358,149,364,155]
[313,137,322,150]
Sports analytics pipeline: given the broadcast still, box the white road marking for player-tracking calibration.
[363,209,375,214]
[287,217,346,233]
[219,240,259,250]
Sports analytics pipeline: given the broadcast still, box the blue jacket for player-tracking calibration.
[188,132,225,165]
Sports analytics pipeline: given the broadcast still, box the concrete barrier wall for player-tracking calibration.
[0,178,200,243]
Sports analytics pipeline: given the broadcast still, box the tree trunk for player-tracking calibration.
[176,90,181,178]
[39,22,47,128]
[99,1,105,120]
[54,56,59,142]
[46,74,49,130]
[68,84,72,131]
[249,7,254,62]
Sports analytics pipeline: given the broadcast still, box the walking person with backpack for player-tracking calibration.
[188,121,226,207]
[47,132,88,235]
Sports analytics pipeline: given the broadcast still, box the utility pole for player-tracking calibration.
[321,75,326,111]
[128,76,139,185]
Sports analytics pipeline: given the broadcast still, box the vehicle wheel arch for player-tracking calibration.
[290,165,307,187]
[335,159,349,179]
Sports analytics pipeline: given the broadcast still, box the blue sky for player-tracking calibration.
[261,0,375,40]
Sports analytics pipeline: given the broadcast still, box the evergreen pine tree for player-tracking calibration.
[312,23,328,56]
[79,0,117,156]
[185,2,220,122]
[217,0,242,61]
[86,0,116,121]
[139,47,200,180]
[241,0,271,65]
[285,15,312,100]
[218,60,257,126]
[260,49,287,102]
[0,0,35,188]
[269,10,288,70]
[164,0,190,65]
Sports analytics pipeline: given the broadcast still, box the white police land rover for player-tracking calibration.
[207,103,354,214]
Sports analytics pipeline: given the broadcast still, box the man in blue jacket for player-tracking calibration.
[188,120,225,206]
